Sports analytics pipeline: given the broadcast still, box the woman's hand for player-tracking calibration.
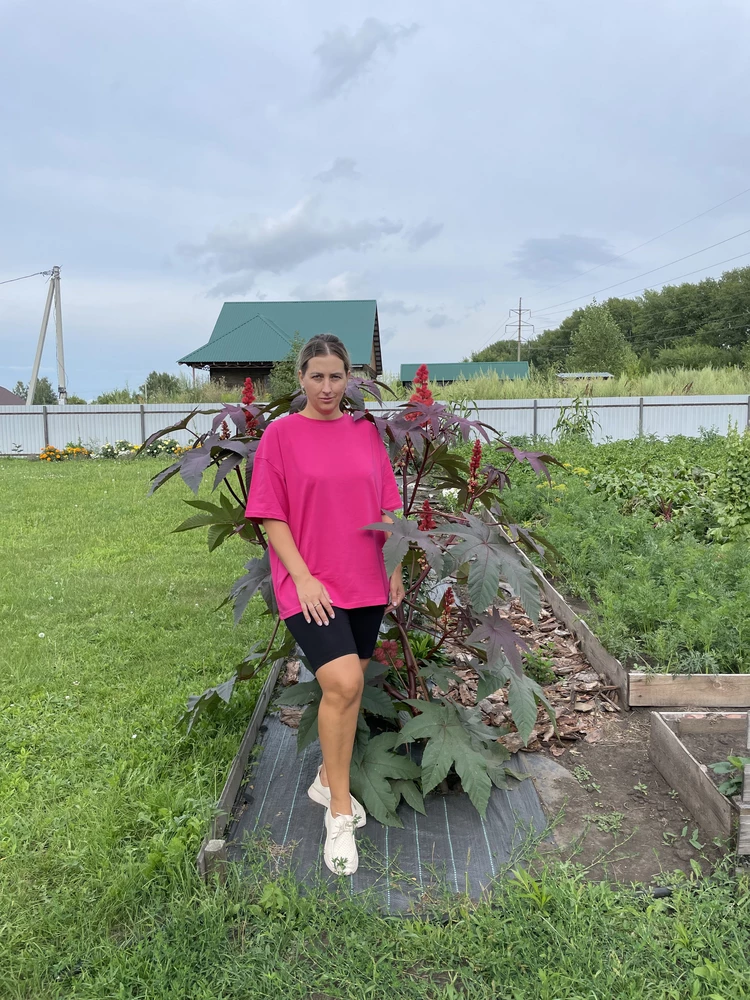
[385,565,405,613]
[295,574,335,625]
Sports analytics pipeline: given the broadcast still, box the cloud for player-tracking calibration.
[380,298,420,315]
[426,312,452,328]
[314,18,419,100]
[314,157,361,183]
[509,234,622,283]
[380,325,397,345]
[406,218,444,251]
[182,197,402,296]
[290,271,371,300]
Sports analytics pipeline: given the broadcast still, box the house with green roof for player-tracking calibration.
[400,362,529,385]
[178,300,383,388]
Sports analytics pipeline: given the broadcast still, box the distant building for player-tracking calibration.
[0,385,24,404]
[179,300,383,389]
[557,372,614,380]
[400,362,529,386]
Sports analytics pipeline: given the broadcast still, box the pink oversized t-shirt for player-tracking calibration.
[244,412,403,619]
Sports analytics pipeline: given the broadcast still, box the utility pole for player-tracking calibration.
[53,266,67,404]
[505,298,534,362]
[26,266,66,405]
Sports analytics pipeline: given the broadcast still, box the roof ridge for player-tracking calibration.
[255,313,293,347]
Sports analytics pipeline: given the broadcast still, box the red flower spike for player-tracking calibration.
[468,439,483,494]
[418,497,437,531]
[406,363,434,419]
[241,378,256,406]
[469,439,482,478]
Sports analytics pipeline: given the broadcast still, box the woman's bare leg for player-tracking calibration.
[315,654,365,817]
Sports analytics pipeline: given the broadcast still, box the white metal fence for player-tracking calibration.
[2,395,750,456]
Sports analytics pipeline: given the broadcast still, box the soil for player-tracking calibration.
[524,709,727,885]
[679,731,750,792]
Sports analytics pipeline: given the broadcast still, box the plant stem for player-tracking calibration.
[235,466,248,503]
[394,612,419,699]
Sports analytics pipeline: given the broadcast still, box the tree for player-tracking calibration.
[13,378,58,404]
[94,387,137,404]
[468,339,526,364]
[66,394,88,404]
[565,303,631,376]
[138,371,181,400]
[268,333,305,399]
[652,339,739,371]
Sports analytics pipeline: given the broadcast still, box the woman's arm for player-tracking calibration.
[262,518,311,584]
[262,518,334,625]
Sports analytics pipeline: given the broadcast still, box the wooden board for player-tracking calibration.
[659,711,748,737]
[197,655,286,878]
[630,674,750,709]
[648,712,737,842]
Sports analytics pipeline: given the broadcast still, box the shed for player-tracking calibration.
[557,372,614,380]
[400,362,529,386]
[178,300,382,389]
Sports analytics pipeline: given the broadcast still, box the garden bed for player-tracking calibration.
[648,712,748,851]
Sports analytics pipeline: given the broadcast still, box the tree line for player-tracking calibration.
[470,265,750,376]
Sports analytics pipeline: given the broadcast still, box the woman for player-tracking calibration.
[245,334,405,876]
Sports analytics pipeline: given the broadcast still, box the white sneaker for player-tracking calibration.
[307,766,366,828]
[323,807,360,876]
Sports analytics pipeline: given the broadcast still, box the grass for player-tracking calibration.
[91,363,750,405]
[381,365,750,402]
[2,456,750,998]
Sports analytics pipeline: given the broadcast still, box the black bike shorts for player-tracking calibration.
[283,604,386,674]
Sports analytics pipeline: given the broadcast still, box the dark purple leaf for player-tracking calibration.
[230,550,272,624]
[213,452,243,489]
[467,608,531,677]
[138,410,200,454]
[361,517,444,576]
[179,445,216,494]
[147,460,183,496]
[496,444,563,482]
[213,439,251,458]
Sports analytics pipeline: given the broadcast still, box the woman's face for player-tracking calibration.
[298,354,349,416]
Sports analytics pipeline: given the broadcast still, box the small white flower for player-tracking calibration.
[38,632,45,638]
[73,680,79,686]
[132,733,137,739]
[65,695,70,700]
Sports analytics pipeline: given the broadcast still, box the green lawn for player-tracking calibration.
[2,456,750,999]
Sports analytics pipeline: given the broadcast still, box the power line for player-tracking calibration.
[514,307,750,358]
[532,248,750,325]
[0,269,53,287]
[532,183,750,296]
[536,227,750,314]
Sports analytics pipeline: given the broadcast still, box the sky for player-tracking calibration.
[2,0,750,399]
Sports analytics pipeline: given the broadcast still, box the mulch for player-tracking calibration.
[278,598,614,757]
